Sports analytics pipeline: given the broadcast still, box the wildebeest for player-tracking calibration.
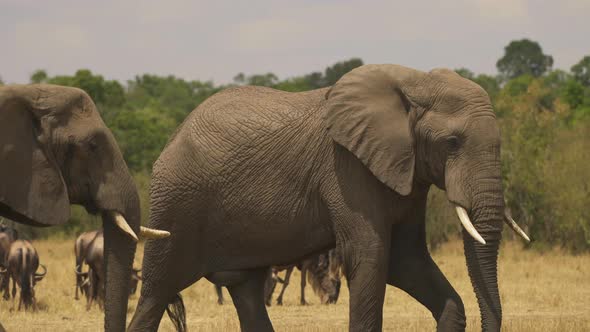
[215,249,343,306]
[75,230,141,310]
[74,230,100,300]
[0,240,46,311]
[0,222,19,300]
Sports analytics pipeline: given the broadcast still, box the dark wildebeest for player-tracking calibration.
[75,231,141,310]
[74,230,100,300]
[215,249,343,306]
[0,222,19,300]
[0,240,46,311]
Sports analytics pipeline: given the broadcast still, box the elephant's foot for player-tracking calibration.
[436,299,466,332]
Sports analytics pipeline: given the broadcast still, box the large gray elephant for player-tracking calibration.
[129,64,529,332]
[0,84,168,331]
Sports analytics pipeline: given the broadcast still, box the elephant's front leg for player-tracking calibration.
[341,227,390,332]
[387,222,466,331]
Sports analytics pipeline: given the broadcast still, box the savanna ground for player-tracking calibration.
[1,239,588,332]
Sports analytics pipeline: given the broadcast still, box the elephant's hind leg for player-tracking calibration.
[388,222,466,332]
[209,268,274,332]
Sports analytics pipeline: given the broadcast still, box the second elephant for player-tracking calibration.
[129,64,529,332]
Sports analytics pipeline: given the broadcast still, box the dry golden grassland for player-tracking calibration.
[1,239,589,331]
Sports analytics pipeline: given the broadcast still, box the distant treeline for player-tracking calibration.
[2,39,589,252]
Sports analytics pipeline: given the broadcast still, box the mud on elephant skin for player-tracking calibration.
[0,84,168,331]
[129,64,529,332]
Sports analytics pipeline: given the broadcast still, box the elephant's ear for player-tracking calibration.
[0,85,70,226]
[324,64,421,196]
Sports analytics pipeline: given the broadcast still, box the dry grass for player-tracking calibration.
[1,239,589,331]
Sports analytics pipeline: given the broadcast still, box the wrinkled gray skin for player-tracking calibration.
[1,240,46,311]
[76,230,142,310]
[0,84,140,331]
[130,64,506,331]
[0,224,18,300]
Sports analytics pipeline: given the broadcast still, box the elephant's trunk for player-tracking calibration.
[103,211,138,331]
[99,162,141,331]
[462,180,504,332]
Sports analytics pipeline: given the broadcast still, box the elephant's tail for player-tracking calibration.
[165,293,186,332]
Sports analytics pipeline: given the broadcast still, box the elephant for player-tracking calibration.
[128,64,530,332]
[0,84,169,330]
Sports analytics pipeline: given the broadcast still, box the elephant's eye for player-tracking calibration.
[446,136,461,151]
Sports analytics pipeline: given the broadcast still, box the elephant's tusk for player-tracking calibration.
[455,206,486,245]
[139,226,170,239]
[112,212,139,242]
[504,213,531,243]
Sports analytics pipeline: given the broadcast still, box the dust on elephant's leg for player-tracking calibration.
[224,268,274,332]
[387,222,466,332]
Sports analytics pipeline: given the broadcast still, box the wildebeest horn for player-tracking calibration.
[0,266,7,274]
[34,264,47,281]
[139,226,170,239]
[112,212,139,242]
[75,268,88,276]
[81,278,90,287]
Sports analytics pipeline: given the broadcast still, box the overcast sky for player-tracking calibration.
[1,0,589,85]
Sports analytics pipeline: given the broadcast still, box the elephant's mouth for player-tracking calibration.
[448,200,530,244]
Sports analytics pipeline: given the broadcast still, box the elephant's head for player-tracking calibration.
[0,84,168,331]
[325,65,529,331]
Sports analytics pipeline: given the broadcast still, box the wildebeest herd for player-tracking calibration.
[0,222,344,314]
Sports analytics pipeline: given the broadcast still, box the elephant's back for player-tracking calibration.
[189,86,328,135]
[155,86,329,173]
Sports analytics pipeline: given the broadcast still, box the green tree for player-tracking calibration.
[496,39,553,80]
[126,74,219,124]
[571,55,590,87]
[455,69,499,100]
[30,69,48,84]
[47,69,125,108]
[303,72,324,89]
[473,74,500,101]
[323,58,363,86]
[0,76,3,85]
[455,68,475,80]
[111,107,177,171]
[233,72,279,87]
